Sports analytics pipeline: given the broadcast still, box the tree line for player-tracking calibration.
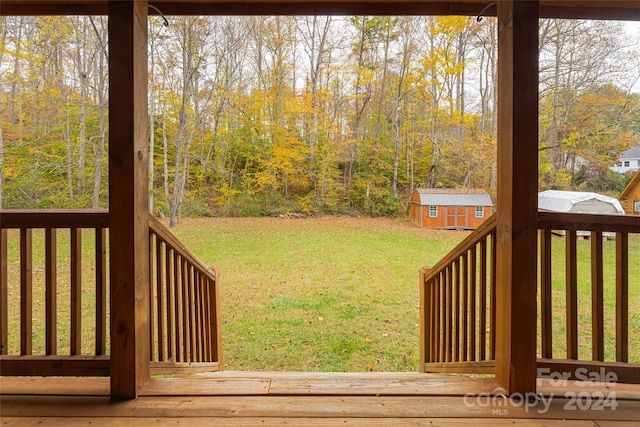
[1,16,639,224]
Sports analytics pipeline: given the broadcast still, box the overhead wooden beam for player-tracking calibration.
[495,0,539,395]
[1,0,638,20]
[108,0,150,400]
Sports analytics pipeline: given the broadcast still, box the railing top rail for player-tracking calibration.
[0,209,109,229]
[148,215,217,282]
[538,211,640,233]
[422,213,497,282]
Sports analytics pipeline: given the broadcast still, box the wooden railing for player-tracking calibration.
[148,216,223,375]
[420,211,640,383]
[536,212,639,384]
[0,210,222,377]
[0,210,111,376]
[420,213,497,374]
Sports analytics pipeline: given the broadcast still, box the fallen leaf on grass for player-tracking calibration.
[365,336,372,344]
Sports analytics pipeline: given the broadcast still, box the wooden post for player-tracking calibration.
[495,0,539,395]
[108,0,150,399]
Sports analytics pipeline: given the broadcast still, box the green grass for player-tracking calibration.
[168,217,464,372]
[4,217,639,372]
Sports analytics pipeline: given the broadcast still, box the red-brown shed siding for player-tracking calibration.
[415,205,491,229]
[410,189,493,229]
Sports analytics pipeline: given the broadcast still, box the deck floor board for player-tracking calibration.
[1,372,639,424]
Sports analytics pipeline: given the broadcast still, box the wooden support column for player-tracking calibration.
[495,0,539,395]
[108,0,150,400]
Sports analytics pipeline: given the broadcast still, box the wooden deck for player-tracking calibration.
[2,372,640,426]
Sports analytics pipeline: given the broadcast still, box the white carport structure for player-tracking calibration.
[538,190,624,215]
[538,190,624,239]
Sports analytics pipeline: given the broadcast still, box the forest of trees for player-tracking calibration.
[1,16,639,224]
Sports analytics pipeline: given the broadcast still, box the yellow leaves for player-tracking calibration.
[364,336,372,344]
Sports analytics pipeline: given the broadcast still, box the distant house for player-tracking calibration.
[410,189,493,229]
[610,145,640,174]
[538,190,624,215]
[618,171,640,216]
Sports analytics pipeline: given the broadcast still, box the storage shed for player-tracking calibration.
[538,190,624,215]
[618,170,640,216]
[411,189,493,229]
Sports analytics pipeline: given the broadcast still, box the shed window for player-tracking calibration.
[475,206,484,218]
[624,161,630,167]
[429,206,438,218]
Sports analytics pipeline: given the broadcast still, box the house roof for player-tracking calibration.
[619,170,640,201]
[619,145,640,160]
[415,188,493,207]
[538,190,624,214]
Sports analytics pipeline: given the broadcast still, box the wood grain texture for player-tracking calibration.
[95,228,107,356]
[590,232,604,362]
[108,0,150,399]
[494,0,539,394]
[0,210,108,228]
[70,228,82,356]
[616,232,629,363]
[1,229,9,355]
[1,0,639,21]
[540,229,552,359]
[45,228,57,355]
[566,230,578,360]
[2,373,638,423]
[19,228,32,356]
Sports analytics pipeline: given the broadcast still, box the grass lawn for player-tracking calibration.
[4,216,639,372]
[168,217,464,372]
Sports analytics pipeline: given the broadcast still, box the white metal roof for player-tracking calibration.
[538,190,624,214]
[415,189,493,207]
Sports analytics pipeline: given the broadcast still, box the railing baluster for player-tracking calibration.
[469,244,477,361]
[566,230,578,360]
[436,271,442,362]
[616,232,628,363]
[188,265,196,362]
[181,257,190,362]
[446,266,453,363]
[203,276,212,361]
[489,231,496,360]
[95,228,107,356]
[200,274,207,361]
[454,260,460,362]
[155,235,165,362]
[149,232,156,361]
[479,236,487,361]
[194,271,202,362]
[591,231,604,361]
[0,229,7,355]
[166,246,174,361]
[420,270,430,365]
[462,252,468,362]
[540,229,552,359]
[70,228,82,356]
[174,252,182,363]
[45,228,57,355]
[20,228,33,356]
[426,276,433,362]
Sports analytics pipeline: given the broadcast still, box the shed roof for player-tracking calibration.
[620,145,640,160]
[414,188,493,207]
[538,190,624,214]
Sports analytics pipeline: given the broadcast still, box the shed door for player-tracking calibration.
[445,206,468,229]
